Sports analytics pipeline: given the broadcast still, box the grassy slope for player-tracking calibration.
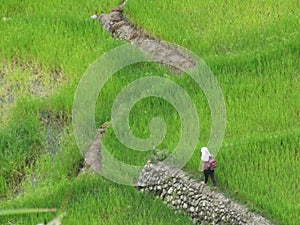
[0,0,299,224]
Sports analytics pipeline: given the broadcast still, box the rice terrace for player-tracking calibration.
[0,0,299,225]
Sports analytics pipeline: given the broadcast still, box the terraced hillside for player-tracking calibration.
[0,0,299,224]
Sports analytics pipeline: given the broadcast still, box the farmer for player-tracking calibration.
[200,147,217,187]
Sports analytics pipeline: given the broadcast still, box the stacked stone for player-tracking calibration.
[136,161,273,225]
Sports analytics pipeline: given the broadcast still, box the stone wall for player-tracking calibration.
[136,161,273,225]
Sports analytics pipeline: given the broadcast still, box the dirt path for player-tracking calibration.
[97,2,195,74]
[80,123,108,173]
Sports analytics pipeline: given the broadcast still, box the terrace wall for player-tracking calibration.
[136,161,273,225]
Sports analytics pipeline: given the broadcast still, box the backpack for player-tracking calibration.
[208,156,217,170]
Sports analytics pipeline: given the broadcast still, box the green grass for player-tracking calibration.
[218,128,300,224]
[1,0,300,224]
[126,0,299,58]
[0,0,194,224]
[1,175,192,225]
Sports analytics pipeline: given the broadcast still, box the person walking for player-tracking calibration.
[200,147,217,187]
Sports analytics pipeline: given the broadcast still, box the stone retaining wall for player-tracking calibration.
[136,161,273,225]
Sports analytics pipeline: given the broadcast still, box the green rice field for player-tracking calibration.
[0,0,299,224]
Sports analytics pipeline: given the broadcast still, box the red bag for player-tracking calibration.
[208,156,217,170]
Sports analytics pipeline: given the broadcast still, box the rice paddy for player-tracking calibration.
[0,0,299,224]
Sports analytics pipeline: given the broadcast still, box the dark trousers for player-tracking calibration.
[204,170,217,186]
